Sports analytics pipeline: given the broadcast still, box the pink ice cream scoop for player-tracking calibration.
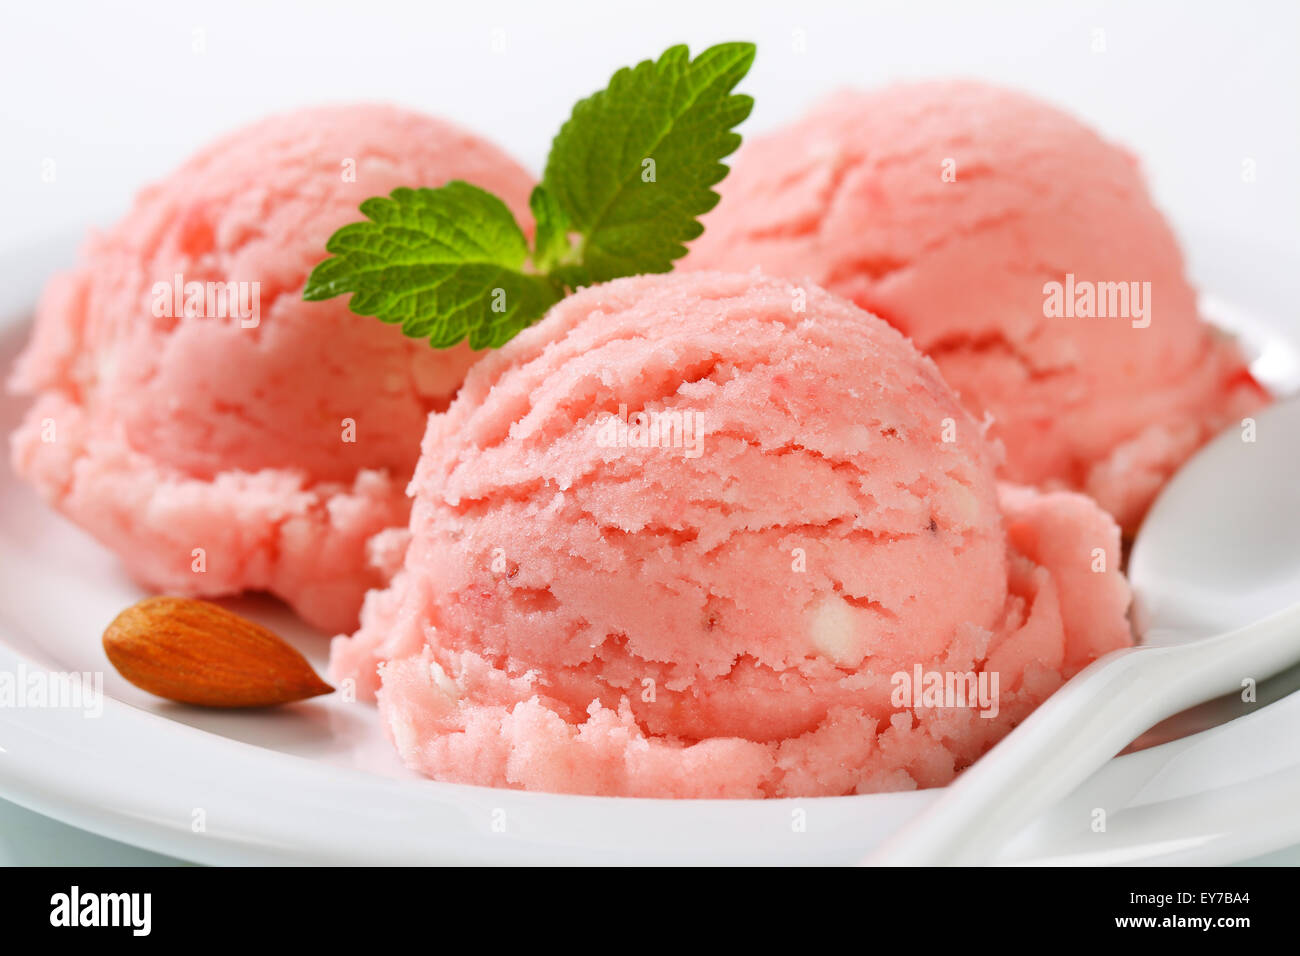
[8,104,534,633]
[331,271,1132,798]
[685,81,1268,532]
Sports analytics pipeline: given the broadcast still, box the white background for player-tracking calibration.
[3,0,1298,316]
[1,0,1297,864]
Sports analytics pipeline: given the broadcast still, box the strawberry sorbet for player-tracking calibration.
[332,272,1132,798]
[9,105,534,632]
[686,81,1267,531]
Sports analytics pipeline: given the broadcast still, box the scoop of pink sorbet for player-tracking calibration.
[9,104,534,632]
[686,81,1268,532]
[331,271,1132,798]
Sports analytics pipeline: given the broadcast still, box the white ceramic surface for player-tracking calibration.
[873,391,1300,864]
[1,238,1299,865]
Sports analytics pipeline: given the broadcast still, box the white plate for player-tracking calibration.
[2,237,1299,865]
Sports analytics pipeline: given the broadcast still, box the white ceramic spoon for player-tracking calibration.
[868,394,1300,865]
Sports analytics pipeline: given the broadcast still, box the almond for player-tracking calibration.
[103,596,334,707]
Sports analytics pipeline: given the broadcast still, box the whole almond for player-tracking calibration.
[103,596,334,707]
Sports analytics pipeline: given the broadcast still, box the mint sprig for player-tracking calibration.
[540,42,756,285]
[303,182,562,349]
[303,42,755,350]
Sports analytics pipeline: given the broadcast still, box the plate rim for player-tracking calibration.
[2,234,1298,866]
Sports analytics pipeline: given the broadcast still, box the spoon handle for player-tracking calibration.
[865,607,1300,866]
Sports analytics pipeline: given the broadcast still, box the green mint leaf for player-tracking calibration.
[528,184,573,273]
[305,42,756,351]
[541,42,756,284]
[304,181,562,350]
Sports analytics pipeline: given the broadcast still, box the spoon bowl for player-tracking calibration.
[868,395,1300,865]
[1130,397,1300,639]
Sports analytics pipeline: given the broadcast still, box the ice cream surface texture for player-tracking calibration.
[332,271,1132,798]
[9,105,534,632]
[686,81,1267,531]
